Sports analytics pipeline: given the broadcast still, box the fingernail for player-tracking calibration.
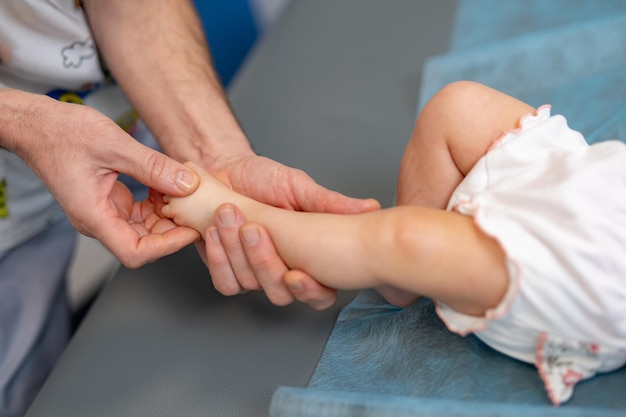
[176,169,196,191]
[209,226,220,242]
[218,207,236,227]
[241,225,259,245]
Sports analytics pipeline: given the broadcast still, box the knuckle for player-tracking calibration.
[309,299,334,311]
[207,252,230,271]
[248,253,274,273]
[144,151,167,185]
[213,279,242,296]
[239,275,261,292]
[295,287,336,311]
[268,292,294,307]
[119,254,142,269]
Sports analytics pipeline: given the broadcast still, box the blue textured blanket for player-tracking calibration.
[271,292,626,416]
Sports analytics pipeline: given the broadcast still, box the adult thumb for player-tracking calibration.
[117,142,200,197]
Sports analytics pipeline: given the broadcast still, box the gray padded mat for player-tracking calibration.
[28,246,356,417]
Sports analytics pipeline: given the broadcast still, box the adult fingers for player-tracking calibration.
[204,225,244,295]
[239,223,294,306]
[209,203,337,309]
[96,182,200,268]
[111,140,200,197]
[99,218,200,268]
[210,203,260,293]
[288,171,380,214]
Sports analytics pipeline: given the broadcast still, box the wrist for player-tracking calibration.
[162,131,254,172]
[0,89,53,158]
[0,88,26,153]
[146,94,255,171]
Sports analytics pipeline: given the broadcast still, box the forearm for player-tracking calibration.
[81,0,253,166]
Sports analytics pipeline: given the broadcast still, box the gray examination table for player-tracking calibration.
[25,2,457,416]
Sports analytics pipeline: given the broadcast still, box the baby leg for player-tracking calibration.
[397,81,534,208]
[161,161,250,235]
[379,82,534,306]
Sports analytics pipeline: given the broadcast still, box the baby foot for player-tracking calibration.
[162,161,246,234]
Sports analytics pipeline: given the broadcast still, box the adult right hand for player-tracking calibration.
[201,203,341,311]
[0,89,201,268]
[198,154,381,310]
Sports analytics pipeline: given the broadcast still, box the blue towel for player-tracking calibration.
[270,1,626,416]
[449,0,626,52]
[271,292,626,417]
[420,15,626,113]
[271,388,626,417]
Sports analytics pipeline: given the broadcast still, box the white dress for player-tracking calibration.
[437,106,626,405]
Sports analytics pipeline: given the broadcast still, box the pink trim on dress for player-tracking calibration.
[435,201,523,336]
[487,105,552,152]
[536,332,560,406]
[436,105,554,335]
[535,332,603,405]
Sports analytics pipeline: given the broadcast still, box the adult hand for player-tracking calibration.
[2,90,200,268]
[80,0,378,306]
[199,154,381,309]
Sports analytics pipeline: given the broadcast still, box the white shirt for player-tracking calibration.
[0,0,137,250]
